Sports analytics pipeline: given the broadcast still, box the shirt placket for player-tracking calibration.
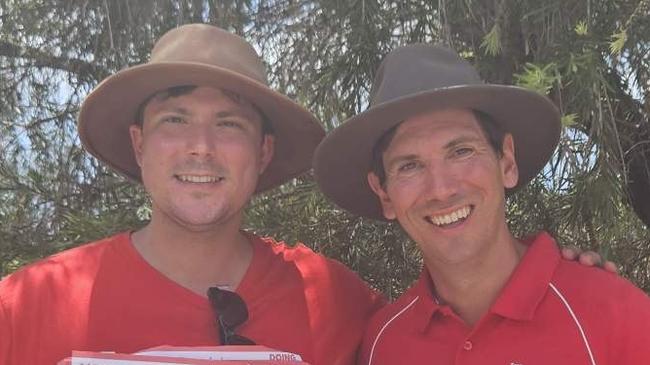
[452,311,498,365]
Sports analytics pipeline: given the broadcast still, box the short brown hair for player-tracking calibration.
[133,85,274,135]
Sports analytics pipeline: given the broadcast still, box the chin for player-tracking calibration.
[167,206,230,227]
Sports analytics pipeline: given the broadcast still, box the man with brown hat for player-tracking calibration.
[314,44,650,365]
[0,24,383,365]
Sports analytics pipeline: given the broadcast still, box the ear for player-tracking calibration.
[367,172,397,220]
[129,124,144,167]
[500,134,519,189]
[258,134,275,175]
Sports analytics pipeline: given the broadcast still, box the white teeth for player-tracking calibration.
[427,206,471,227]
[177,175,221,183]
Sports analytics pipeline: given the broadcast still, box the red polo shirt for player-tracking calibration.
[359,232,650,365]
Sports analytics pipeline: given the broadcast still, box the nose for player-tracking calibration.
[421,162,458,202]
[185,121,216,156]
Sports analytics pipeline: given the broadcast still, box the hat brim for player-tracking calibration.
[314,84,561,220]
[79,62,324,193]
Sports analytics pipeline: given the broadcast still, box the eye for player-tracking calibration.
[397,160,422,172]
[217,120,243,129]
[452,147,474,158]
[161,115,186,124]
[385,158,425,181]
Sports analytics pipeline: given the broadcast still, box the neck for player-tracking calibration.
[423,230,526,326]
[131,209,253,296]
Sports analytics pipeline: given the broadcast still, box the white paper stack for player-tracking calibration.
[57,345,309,365]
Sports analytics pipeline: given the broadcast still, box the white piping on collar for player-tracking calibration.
[549,282,597,365]
[367,296,420,365]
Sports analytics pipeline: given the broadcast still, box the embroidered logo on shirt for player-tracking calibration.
[510,362,523,365]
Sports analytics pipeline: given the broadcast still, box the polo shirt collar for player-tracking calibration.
[410,267,449,333]
[490,231,560,321]
[409,232,560,331]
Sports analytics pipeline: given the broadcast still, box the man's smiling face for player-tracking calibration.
[129,86,274,232]
[368,108,518,264]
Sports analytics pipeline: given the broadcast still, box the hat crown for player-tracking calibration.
[150,23,268,85]
[369,44,483,107]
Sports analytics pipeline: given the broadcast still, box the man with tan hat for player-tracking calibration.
[0,24,383,365]
[314,44,650,364]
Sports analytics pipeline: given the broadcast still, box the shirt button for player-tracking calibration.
[463,341,473,350]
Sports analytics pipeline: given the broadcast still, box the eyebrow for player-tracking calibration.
[155,107,250,120]
[384,154,418,171]
[443,135,484,150]
[215,110,250,119]
[159,106,191,115]
[384,134,484,167]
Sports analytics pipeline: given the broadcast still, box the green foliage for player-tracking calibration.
[574,20,588,36]
[514,63,559,95]
[610,29,628,55]
[561,114,578,128]
[481,24,502,56]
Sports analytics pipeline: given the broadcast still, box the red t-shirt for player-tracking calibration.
[359,232,650,365]
[0,232,384,365]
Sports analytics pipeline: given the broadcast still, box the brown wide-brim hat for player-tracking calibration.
[78,23,324,193]
[314,44,561,220]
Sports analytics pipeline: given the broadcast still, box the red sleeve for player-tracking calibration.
[610,283,650,363]
[357,330,372,365]
[357,302,388,365]
[312,258,386,365]
[0,281,12,364]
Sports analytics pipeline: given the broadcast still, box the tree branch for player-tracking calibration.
[0,40,110,81]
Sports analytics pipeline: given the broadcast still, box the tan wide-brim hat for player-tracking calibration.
[78,23,324,193]
[314,44,561,220]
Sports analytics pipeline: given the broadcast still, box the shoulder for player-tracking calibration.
[523,232,649,317]
[550,259,650,331]
[257,235,330,262]
[369,283,420,325]
[364,282,420,341]
[256,235,363,283]
[0,232,129,301]
[359,283,420,364]
[549,260,650,360]
[253,234,385,305]
[552,259,649,304]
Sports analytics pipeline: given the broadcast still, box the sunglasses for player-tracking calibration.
[207,287,256,345]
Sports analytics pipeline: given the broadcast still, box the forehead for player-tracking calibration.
[144,86,260,119]
[386,108,485,152]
